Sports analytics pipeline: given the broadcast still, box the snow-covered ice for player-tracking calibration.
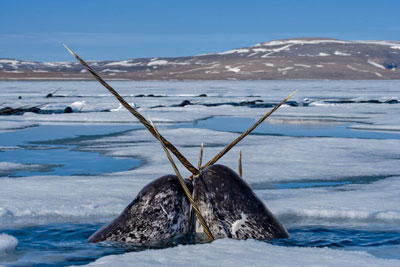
[0,121,38,132]
[0,233,18,257]
[0,80,400,266]
[82,238,399,267]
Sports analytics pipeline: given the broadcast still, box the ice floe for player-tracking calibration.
[0,162,48,177]
[0,233,18,257]
[82,238,399,267]
[0,121,38,132]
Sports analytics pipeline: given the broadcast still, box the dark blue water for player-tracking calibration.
[0,125,141,177]
[250,175,397,190]
[272,227,400,259]
[1,223,399,266]
[0,223,126,266]
[272,181,351,189]
[179,116,400,140]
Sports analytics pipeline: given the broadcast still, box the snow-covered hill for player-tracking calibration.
[1,38,400,80]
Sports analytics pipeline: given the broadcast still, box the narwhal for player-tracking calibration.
[64,45,292,245]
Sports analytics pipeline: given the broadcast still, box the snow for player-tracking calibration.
[278,67,293,71]
[358,40,400,46]
[169,64,220,75]
[347,65,383,77]
[147,60,190,67]
[104,60,140,67]
[32,69,49,73]
[82,238,399,267]
[0,59,19,65]
[318,52,330,56]
[225,65,242,73]
[3,70,24,73]
[257,39,351,47]
[42,62,71,67]
[294,64,310,68]
[218,48,250,55]
[100,69,128,73]
[70,101,88,111]
[252,48,268,52]
[264,63,274,67]
[334,51,351,56]
[347,65,365,72]
[0,233,18,257]
[368,60,386,70]
[269,176,400,227]
[110,103,137,112]
[261,44,293,57]
[391,46,400,50]
[147,60,169,66]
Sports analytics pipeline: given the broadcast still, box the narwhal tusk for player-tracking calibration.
[51,87,62,95]
[198,142,204,171]
[149,119,215,242]
[238,149,242,178]
[63,44,199,175]
[202,90,297,169]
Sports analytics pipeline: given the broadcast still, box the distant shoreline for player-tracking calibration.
[1,38,400,80]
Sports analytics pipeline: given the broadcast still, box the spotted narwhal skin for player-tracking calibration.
[88,175,193,244]
[193,164,289,241]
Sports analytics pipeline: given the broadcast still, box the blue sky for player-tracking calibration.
[1,0,399,61]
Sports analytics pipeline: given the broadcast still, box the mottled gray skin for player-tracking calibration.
[193,164,289,241]
[88,175,192,244]
[89,164,288,244]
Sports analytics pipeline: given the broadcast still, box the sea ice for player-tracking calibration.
[82,238,400,267]
[1,80,400,265]
[0,233,18,257]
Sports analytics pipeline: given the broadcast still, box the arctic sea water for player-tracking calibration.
[0,80,399,266]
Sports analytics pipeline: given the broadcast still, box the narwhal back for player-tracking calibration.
[193,164,289,241]
[88,175,193,244]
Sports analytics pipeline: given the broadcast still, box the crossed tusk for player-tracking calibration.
[63,44,199,175]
